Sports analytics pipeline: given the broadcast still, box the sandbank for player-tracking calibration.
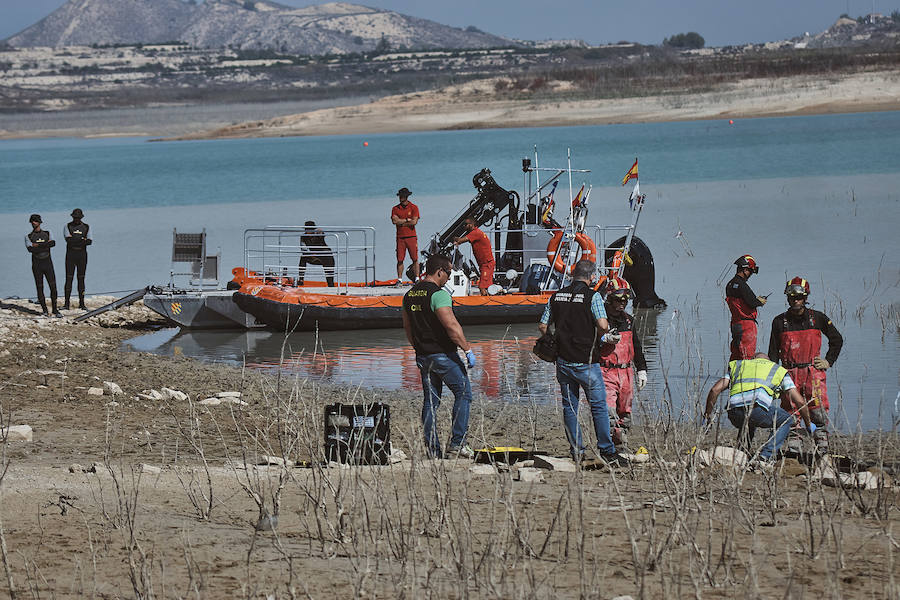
[1,70,898,141]
[170,70,900,141]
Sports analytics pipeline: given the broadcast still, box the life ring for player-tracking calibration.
[546,230,597,274]
[593,250,629,290]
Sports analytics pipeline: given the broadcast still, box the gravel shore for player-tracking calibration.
[0,298,897,598]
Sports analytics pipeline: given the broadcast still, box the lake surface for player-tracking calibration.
[2,113,898,430]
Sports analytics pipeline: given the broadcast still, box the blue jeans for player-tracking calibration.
[727,402,795,460]
[556,361,616,457]
[416,352,472,457]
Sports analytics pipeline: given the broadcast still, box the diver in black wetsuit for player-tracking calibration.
[297,221,335,287]
[63,208,92,310]
[25,214,61,317]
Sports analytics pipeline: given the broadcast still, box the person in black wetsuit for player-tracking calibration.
[25,214,61,317]
[297,221,335,287]
[63,208,92,310]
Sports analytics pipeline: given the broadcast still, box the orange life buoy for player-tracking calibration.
[592,275,608,291]
[546,230,597,274]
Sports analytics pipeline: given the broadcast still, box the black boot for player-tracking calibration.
[63,297,71,310]
[78,294,86,310]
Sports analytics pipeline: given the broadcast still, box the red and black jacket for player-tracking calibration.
[726,274,763,323]
[768,308,842,368]
[599,312,647,371]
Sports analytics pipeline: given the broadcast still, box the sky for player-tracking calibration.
[1,0,897,46]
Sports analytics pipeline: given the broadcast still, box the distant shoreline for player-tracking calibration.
[2,70,899,141]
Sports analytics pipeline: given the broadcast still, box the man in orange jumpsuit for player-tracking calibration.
[769,277,843,455]
[453,217,495,295]
[725,254,767,360]
[391,187,420,281]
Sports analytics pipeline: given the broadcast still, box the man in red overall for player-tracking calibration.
[391,187,420,282]
[768,277,843,454]
[453,217,495,295]
[726,255,767,360]
[597,277,647,449]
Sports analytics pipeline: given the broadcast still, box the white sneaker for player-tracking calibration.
[446,444,475,459]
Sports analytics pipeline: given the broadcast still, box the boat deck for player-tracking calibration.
[308,284,411,297]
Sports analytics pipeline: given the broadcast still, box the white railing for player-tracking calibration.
[243,226,376,290]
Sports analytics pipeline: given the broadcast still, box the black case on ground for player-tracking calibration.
[324,403,390,465]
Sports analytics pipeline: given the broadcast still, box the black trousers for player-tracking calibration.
[31,258,58,312]
[65,250,88,300]
[298,253,335,286]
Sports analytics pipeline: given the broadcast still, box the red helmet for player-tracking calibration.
[734,255,758,274]
[785,276,810,297]
[602,276,634,300]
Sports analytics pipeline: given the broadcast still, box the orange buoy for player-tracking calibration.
[546,230,597,275]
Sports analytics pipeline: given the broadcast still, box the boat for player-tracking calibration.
[228,151,665,332]
[141,228,267,329]
[142,151,663,330]
[143,287,263,329]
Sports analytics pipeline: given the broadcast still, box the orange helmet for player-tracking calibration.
[734,255,758,274]
[785,276,810,297]
[602,276,633,300]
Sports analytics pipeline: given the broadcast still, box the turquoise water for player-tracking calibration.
[2,112,898,430]
[2,111,900,214]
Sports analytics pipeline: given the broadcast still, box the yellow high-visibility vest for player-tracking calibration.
[728,358,788,400]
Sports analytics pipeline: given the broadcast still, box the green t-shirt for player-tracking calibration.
[430,289,452,311]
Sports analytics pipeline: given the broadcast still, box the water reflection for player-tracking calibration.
[123,321,597,403]
[122,299,897,431]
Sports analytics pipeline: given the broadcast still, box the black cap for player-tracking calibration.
[29,214,42,223]
[397,187,411,198]
[71,208,84,218]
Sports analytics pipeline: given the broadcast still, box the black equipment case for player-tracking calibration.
[324,403,390,465]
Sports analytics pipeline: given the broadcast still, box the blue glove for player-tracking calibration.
[465,350,476,369]
[807,422,817,434]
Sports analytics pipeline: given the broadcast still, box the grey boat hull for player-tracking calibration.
[143,290,264,329]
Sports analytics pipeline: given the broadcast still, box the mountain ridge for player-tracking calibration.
[5,0,518,55]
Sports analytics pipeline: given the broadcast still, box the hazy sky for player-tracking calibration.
[2,0,897,46]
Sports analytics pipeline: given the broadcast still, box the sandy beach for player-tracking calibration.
[0,298,897,598]
[169,70,900,141]
[1,69,898,141]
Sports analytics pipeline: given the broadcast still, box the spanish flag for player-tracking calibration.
[571,184,585,208]
[621,158,638,186]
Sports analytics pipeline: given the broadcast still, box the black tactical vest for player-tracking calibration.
[550,281,601,363]
[28,230,52,260]
[66,221,90,251]
[403,281,457,355]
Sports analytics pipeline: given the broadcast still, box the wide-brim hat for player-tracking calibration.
[29,214,42,223]
[397,187,412,198]
[71,208,84,218]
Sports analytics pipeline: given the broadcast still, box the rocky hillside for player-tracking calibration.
[5,0,516,55]
[794,14,900,49]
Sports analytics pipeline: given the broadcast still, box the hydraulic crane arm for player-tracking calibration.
[431,168,520,255]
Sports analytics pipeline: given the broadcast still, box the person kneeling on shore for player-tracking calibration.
[704,352,814,462]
